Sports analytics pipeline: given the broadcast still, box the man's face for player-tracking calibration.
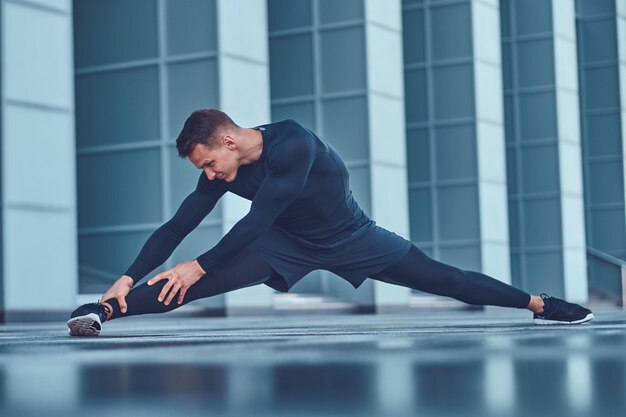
[188,140,239,182]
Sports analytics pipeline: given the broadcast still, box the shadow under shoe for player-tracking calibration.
[67,302,110,336]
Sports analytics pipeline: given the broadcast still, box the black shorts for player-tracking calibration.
[248,221,412,292]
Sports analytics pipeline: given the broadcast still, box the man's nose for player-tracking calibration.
[204,168,216,180]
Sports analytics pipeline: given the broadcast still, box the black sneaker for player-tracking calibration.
[67,301,110,336]
[533,293,594,325]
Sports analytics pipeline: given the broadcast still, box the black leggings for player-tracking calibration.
[104,245,531,320]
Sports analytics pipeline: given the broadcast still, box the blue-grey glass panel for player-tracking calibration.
[521,144,559,194]
[514,0,552,36]
[268,0,312,31]
[586,113,622,157]
[504,94,515,142]
[166,0,217,55]
[403,9,426,64]
[409,187,432,242]
[584,66,620,110]
[320,27,366,93]
[510,251,521,287]
[439,245,480,271]
[438,185,480,240]
[502,42,512,90]
[272,101,315,130]
[403,0,423,5]
[523,198,562,247]
[518,92,556,141]
[348,166,371,216]
[500,0,511,38]
[590,208,626,251]
[74,0,157,68]
[318,0,363,24]
[79,230,162,290]
[588,161,624,205]
[406,128,430,183]
[508,199,520,247]
[517,39,555,88]
[580,19,618,63]
[525,251,563,296]
[506,147,518,194]
[433,64,474,120]
[270,34,314,99]
[435,124,477,180]
[168,148,222,222]
[78,149,162,228]
[321,96,368,160]
[404,69,429,123]
[76,66,160,147]
[431,4,472,61]
[167,59,219,138]
[172,224,222,263]
[576,0,615,17]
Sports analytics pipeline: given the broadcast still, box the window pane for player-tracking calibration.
[576,0,615,17]
[321,96,368,160]
[74,0,157,68]
[500,0,511,38]
[517,39,555,88]
[588,161,624,205]
[404,69,429,123]
[168,59,219,138]
[76,66,160,147]
[320,27,366,93]
[518,92,556,141]
[586,113,622,157]
[268,0,311,31]
[525,251,563,295]
[78,149,162,228]
[272,101,315,130]
[583,66,620,110]
[439,245,480,271]
[508,199,520,247]
[504,94,515,142]
[433,64,474,120]
[403,9,426,64]
[502,42,512,90]
[521,143,559,194]
[409,187,432,241]
[166,0,217,55]
[590,208,626,251]
[438,184,480,240]
[580,19,618,63]
[318,0,363,24]
[270,34,314,98]
[173,224,223,263]
[406,128,430,183]
[523,198,562,246]
[514,0,552,36]
[431,4,472,61]
[435,124,477,180]
[79,230,160,292]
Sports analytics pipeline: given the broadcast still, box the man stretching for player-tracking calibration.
[67,109,593,336]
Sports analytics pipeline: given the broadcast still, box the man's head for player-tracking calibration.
[176,109,259,183]
[176,108,238,156]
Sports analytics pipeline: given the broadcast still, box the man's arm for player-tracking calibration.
[124,175,225,285]
[196,133,316,274]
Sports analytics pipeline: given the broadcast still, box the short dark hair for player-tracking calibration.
[175,109,238,157]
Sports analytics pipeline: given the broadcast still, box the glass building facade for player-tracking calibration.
[0,0,624,319]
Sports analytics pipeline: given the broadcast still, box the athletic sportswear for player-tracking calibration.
[124,119,409,288]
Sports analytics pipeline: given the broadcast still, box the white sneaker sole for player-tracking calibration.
[67,313,102,336]
[533,313,594,325]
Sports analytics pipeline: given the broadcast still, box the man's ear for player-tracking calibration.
[223,135,236,150]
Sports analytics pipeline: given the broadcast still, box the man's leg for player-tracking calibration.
[102,248,276,320]
[369,244,534,310]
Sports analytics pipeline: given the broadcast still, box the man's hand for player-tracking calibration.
[99,275,134,314]
[147,260,206,305]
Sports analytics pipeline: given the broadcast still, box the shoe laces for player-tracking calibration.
[540,293,568,312]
